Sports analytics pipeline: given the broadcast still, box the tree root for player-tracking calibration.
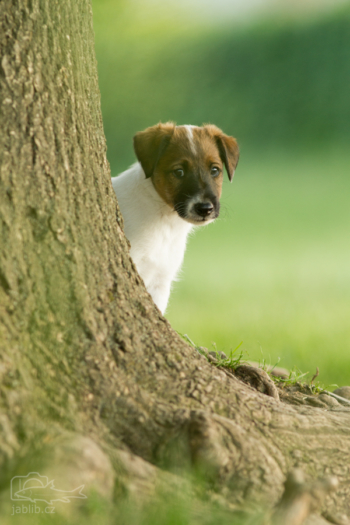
[270,469,339,525]
[234,365,280,401]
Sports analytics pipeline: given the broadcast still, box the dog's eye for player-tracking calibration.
[173,169,185,179]
[211,166,220,177]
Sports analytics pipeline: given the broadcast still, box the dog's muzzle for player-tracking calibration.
[176,198,220,224]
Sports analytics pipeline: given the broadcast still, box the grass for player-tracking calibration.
[182,331,337,395]
[165,147,350,387]
[182,333,246,368]
[1,473,261,525]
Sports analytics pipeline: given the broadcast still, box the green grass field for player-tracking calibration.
[163,147,350,387]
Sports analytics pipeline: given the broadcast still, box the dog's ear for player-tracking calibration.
[205,125,239,182]
[133,122,175,178]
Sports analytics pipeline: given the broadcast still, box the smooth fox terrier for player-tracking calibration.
[112,122,239,314]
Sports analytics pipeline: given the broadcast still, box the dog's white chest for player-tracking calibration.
[131,219,188,296]
[112,163,193,313]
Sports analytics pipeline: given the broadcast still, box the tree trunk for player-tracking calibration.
[0,0,349,522]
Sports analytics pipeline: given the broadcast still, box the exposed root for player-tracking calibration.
[234,365,280,401]
[270,469,338,525]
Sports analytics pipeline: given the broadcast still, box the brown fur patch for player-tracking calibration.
[203,124,239,181]
[133,122,175,178]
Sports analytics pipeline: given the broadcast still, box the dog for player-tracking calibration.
[112,122,239,314]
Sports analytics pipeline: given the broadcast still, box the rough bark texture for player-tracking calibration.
[0,0,350,522]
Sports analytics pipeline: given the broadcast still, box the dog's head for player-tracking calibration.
[133,123,239,225]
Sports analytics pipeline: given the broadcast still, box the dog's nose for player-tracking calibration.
[194,202,214,217]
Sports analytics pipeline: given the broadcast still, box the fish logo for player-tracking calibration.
[11,473,87,505]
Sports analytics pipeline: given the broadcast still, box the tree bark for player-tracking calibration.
[0,0,350,522]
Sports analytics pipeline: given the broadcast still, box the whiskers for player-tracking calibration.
[217,203,233,221]
[174,201,188,217]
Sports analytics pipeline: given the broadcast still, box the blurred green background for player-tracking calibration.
[92,0,350,386]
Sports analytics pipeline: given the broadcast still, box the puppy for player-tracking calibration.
[112,123,239,314]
